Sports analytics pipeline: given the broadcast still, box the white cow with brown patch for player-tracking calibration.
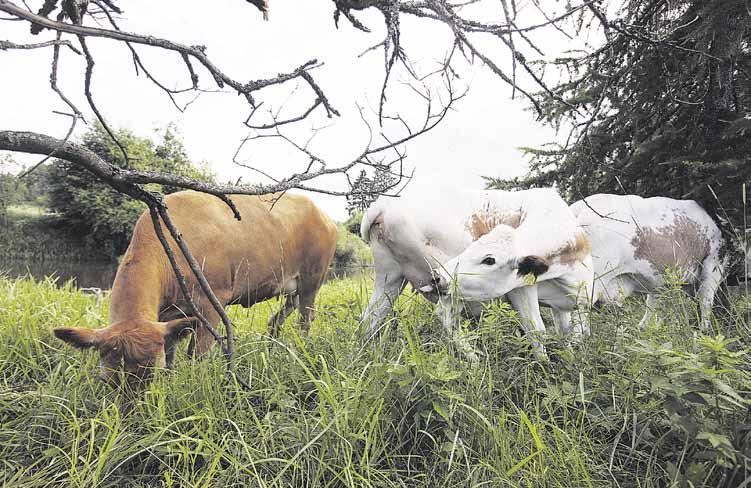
[361,187,594,353]
[569,194,726,330]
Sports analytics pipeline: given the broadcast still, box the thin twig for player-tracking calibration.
[18,111,79,178]
[0,38,81,53]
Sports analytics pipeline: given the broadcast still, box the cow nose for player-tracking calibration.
[431,273,450,292]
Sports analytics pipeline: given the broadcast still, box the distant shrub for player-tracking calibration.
[47,123,215,260]
[343,211,363,236]
[333,222,372,270]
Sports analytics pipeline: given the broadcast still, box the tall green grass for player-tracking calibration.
[1,275,749,487]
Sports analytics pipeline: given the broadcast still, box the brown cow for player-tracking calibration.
[53,190,338,386]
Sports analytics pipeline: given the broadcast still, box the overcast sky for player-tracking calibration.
[0,1,593,220]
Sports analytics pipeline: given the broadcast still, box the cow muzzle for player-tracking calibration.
[419,272,448,294]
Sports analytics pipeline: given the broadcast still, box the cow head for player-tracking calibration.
[439,226,549,301]
[53,317,198,387]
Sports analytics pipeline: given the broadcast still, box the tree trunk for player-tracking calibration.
[702,7,742,152]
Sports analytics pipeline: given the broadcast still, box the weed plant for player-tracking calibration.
[1,275,749,487]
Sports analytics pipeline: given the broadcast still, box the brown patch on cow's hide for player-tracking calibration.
[631,214,710,273]
[549,232,591,265]
[466,208,524,240]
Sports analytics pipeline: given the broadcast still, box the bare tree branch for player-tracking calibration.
[334,0,597,119]
[48,14,83,118]
[78,34,129,163]
[0,37,80,53]
[17,111,78,178]
[0,0,331,130]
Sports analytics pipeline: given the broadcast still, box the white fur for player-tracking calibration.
[361,187,594,353]
[570,194,726,330]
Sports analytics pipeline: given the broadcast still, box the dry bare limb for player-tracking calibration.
[333,0,596,120]
[0,37,80,52]
[0,0,334,140]
[235,70,465,200]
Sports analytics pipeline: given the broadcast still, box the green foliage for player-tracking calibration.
[47,124,215,258]
[0,155,24,219]
[492,0,751,270]
[629,335,749,476]
[346,168,396,216]
[1,273,750,486]
[333,221,373,270]
[0,153,97,259]
[343,211,363,236]
[0,205,98,261]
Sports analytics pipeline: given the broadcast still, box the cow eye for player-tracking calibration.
[481,256,496,266]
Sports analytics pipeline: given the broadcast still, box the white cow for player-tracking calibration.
[568,194,726,330]
[361,187,594,353]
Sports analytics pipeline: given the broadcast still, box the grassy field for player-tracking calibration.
[1,275,750,487]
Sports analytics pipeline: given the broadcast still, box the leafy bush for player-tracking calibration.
[343,211,363,236]
[47,124,215,259]
[333,221,372,270]
[0,155,24,221]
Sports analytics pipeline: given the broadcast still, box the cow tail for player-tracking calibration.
[360,201,384,244]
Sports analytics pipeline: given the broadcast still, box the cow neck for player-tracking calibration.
[108,250,167,324]
[515,221,566,260]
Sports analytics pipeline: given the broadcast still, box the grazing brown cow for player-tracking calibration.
[53,190,338,385]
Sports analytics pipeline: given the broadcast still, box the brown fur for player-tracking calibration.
[631,214,710,274]
[98,321,164,367]
[466,210,523,240]
[549,233,591,265]
[54,191,338,384]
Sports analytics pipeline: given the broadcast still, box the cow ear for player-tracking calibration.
[517,255,549,277]
[53,327,101,349]
[162,317,200,340]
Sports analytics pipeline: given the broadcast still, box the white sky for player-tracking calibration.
[0,0,594,220]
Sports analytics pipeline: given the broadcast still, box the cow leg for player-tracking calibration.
[552,310,571,335]
[268,294,299,337]
[637,294,657,329]
[697,255,725,332]
[191,291,234,357]
[361,239,407,340]
[506,286,547,356]
[165,341,177,368]
[295,259,334,334]
[298,288,321,334]
[569,263,595,338]
[436,298,480,364]
[570,296,592,339]
[197,314,221,357]
[185,317,212,359]
[298,293,321,333]
[362,274,405,341]
[539,275,591,339]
